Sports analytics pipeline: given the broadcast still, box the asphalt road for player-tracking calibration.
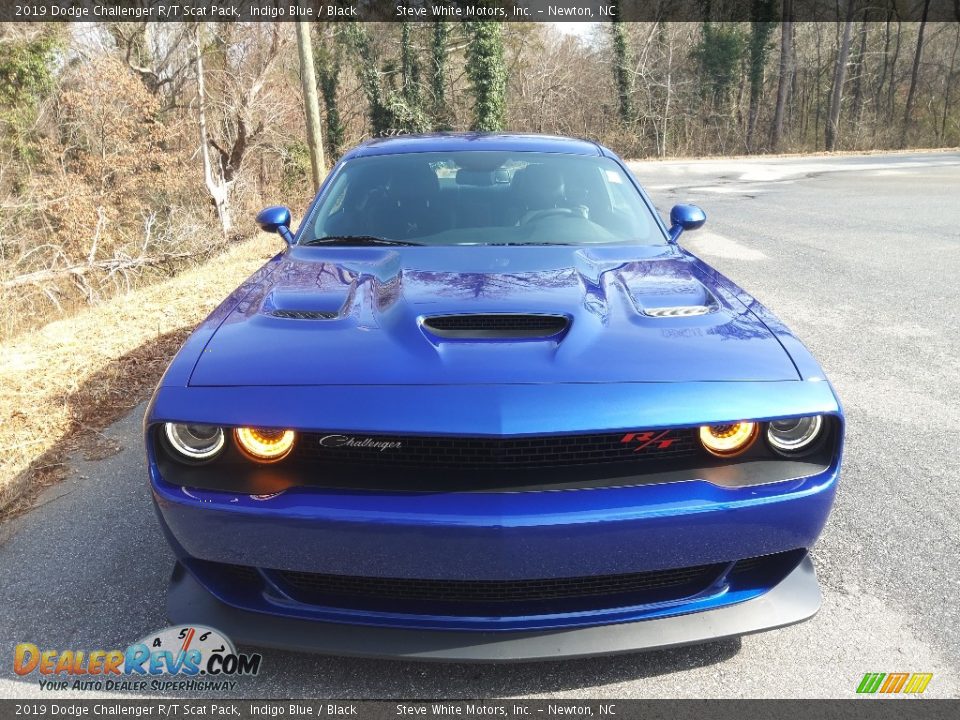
[2,151,958,699]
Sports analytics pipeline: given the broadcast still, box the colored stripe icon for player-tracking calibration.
[857,673,933,694]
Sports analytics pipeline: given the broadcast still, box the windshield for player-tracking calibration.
[304,151,664,247]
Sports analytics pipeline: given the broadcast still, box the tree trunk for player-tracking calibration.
[195,28,231,238]
[770,2,794,151]
[466,22,506,132]
[431,20,448,122]
[901,0,932,148]
[887,21,902,123]
[746,3,776,153]
[814,24,824,148]
[661,24,673,158]
[295,21,325,190]
[825,5,855,152]
[941,25,960,142]
[315,28,345,161]
[850,17,868,126]
[611,5,633,127]
[874,15,892,126]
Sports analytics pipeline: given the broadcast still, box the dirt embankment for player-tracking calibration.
[0,234,279,517]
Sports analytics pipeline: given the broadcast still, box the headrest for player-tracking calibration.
[512,164,565,209]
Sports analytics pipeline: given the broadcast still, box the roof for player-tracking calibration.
[341,133,611,160]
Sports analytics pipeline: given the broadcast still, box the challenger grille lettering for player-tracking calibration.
[319,435,402,452]
[620,430,676,452]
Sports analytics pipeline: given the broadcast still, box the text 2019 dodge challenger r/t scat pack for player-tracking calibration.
[146,133,842,661]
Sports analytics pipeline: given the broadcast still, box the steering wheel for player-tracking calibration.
[519,208,578,225]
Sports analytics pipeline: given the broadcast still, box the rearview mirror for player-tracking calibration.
[668,204,706,241]
[256,206,294,244]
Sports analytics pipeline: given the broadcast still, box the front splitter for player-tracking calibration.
[167,555,821,662]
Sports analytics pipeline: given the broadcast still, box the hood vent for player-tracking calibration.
[271,309,338,320]
[643,305,715,318]
[423,314,569,339]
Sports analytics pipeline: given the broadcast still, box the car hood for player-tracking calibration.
[188,245,799,386]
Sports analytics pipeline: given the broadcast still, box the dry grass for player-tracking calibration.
[0,234,280,516]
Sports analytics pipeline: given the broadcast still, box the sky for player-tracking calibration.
[551,22,599,41]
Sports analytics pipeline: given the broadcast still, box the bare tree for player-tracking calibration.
[296,21,325,190]
[770,1,794,150]
[902,0,933,147]
[195,27,231,237]
[194,24,286,237]
[941,24,960,142]
[825,4,855,151]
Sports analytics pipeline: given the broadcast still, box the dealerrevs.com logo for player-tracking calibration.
[13,625,261,692]
[856,672,933,695]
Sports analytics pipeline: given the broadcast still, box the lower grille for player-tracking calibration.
[276,564,720,604]
[268,563,725,616]
[192,551,804,618]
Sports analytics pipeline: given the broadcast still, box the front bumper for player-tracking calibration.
[167,554,821,661]
[152,458,838,583]
[152,456,837,641]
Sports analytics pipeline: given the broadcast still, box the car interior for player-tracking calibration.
[314,153,655,245]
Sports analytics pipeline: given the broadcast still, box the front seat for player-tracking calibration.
[509,164,566,225]
[367,162,452,240]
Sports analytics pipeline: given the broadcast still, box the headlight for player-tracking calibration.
[235,427,296,462]
[767,415,824,455]
[699,421,758,457]
[163,423,225,462]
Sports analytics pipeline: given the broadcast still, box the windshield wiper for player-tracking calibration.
[303,235,423,247]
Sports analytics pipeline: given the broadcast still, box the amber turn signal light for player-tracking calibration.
[234,427,296,462]
[699,422,758,457]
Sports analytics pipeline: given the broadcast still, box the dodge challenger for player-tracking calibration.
[146,133,843,660]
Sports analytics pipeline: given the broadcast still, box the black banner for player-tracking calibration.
[1,0,959,24]
[0,701,959,720]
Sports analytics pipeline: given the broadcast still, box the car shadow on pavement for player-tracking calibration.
[0,345,741,698]
[248,638,742,697]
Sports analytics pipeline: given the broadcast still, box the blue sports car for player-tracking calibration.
[146,133,842,660]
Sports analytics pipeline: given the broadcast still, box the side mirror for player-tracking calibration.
[256,206,294,244]
[668,204,706,241]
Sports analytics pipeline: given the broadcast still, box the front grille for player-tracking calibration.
[271,309,338,320]
[423,314,568,339]
[293,429,698,470]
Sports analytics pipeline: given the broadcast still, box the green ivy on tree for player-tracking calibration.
[314,28,345,160]
[0,31,59,163]
[611,0,634,126]
[691,22,745,109]
[466,21,506,132]
[431,20,450,128]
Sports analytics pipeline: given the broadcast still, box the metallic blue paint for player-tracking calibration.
[340,132,605,160]
[669,204,707,240]
[146,133,843,652]
[185,245,801,387]
[151,462,837,584]
[255,205,294,244]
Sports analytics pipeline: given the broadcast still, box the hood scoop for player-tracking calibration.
[270,309,338,320]
[422,314,569,340]
[643,305,716,318]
